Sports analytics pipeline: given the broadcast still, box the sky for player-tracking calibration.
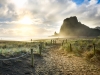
[0,0,100,37]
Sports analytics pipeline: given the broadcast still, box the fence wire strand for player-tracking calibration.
[0,53,29,61]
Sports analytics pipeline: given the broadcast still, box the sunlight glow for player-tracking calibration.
[20,26,33,31]
[15,25,34,36]
[19,16,33,24]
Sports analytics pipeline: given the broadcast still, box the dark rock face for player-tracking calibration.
[59,16,100,36]
[95,27,100,30]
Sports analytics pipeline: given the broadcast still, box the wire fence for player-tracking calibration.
[0,53,29,61]
[0,39,67,62]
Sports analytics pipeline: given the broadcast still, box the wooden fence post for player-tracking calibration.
[52,40,54,45]
[43,42,45,48]
[51,40,52,45]
[62,40,64,46]
[93,43,95,55]
[31,39,32,42]
[31,49,34,67]
[41,42,43,49]
[62,41,63,46]
[70,44,72,52]
[39,44,42,56]
[55,40,56,44]
[66,39,67,43]
[45,42,47,46]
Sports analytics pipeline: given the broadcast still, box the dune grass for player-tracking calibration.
[60,38,100,60]
[0,39,51,57]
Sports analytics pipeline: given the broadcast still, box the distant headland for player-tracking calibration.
[52,16,100,37]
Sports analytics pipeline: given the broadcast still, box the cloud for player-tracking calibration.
[0,0,100,37]
[0,24,52,37]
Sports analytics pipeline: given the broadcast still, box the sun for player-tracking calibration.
[19,16,33,24]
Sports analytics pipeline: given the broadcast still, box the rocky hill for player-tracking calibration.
[59,16,100,37]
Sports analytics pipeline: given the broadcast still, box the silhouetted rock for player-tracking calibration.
[50,31,58,37]
[59,16,100,37]
[54,31,58,36]
[95,26,100,30]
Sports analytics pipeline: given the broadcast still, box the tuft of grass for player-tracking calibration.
[83,50,94,59]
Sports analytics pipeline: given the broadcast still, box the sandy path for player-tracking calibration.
[0,44,100,75]
[33,44,100,75]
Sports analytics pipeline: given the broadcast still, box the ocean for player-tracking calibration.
[0,36,57,41]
